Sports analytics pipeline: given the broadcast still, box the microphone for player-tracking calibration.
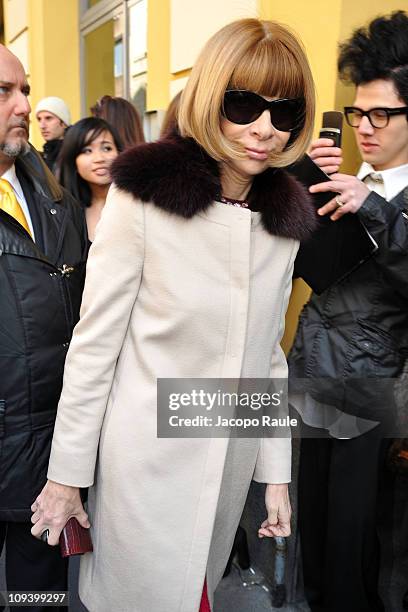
[319,111,343,147]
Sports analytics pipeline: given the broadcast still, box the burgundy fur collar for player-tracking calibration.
[111,134,317,240]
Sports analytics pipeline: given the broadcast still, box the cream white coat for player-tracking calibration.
[48,185,297,612]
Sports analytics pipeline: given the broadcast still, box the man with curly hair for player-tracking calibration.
[289,11,408,612]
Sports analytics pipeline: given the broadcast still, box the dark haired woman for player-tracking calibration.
[58,117,123,241]
[91,95,145,149]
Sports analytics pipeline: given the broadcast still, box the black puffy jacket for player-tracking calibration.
[0,150,88,521]
[289,188,408,423]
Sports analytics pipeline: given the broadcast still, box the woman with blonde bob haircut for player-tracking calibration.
[179,18,315,166]
[32,18,317,612]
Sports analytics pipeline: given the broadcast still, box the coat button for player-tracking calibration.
[50,208,57,215]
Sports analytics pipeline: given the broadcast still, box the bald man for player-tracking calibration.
[0,46,87,610]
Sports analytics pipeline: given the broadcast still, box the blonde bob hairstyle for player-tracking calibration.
[178,18,315,168]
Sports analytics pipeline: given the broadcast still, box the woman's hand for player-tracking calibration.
[310,173,371,221]
[31,480,90,546]
[258,483,291,538]
[309,138,343,175]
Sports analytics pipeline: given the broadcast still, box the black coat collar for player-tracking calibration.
[111,134,317,241]
[0,156,68,266]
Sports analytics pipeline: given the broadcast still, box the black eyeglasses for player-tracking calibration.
[223,90,305,132]
[344,106,408,129]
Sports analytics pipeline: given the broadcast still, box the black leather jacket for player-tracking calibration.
[289,188,408,423]
[0,149,88,520]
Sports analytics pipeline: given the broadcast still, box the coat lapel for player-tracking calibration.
[0,209,51,263]
[17,167,68,266]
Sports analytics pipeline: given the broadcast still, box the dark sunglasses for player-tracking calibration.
[344,106,408,129]
[223,90,305,132]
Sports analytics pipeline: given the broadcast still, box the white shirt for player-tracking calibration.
[357,161,408,200]
[1,165,35,241]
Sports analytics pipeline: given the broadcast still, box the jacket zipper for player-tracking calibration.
[47,262,76,341]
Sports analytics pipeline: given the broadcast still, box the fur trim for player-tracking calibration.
[111,134,317,241]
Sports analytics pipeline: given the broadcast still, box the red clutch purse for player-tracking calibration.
[59,517,93,558]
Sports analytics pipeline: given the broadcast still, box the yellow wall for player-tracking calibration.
[28,0,81,149]
[170,0,257,74]
[146,0,170,111]
[3,0,28,46]
[3,0,29,71]
[84,19,115,114]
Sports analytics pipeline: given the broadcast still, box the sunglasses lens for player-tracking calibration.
[223,91,265,124]
[271,99,304,132]
[223,91,305,131]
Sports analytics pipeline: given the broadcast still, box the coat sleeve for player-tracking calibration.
[252,244,296,485]
[47,185,145,487]
[358,188,408,299]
